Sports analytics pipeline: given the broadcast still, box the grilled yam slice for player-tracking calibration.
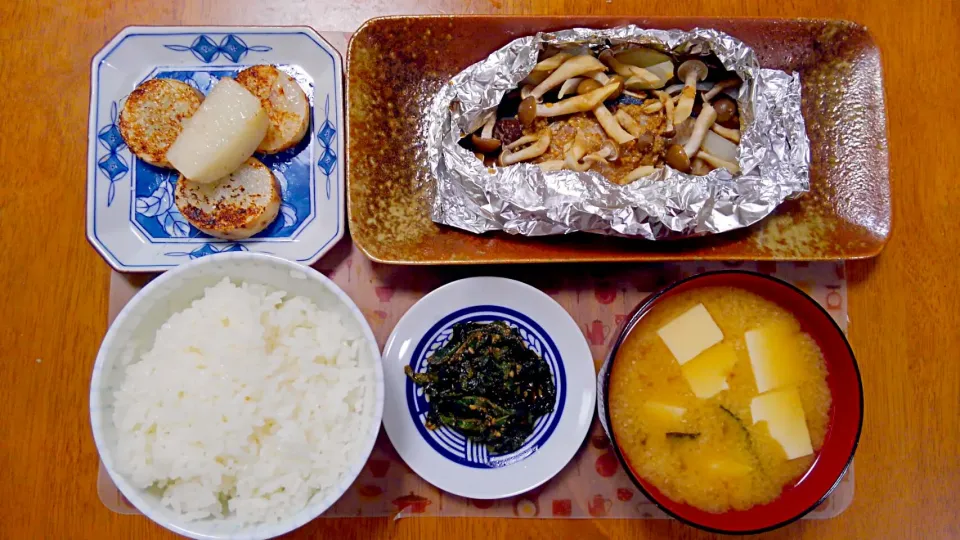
[119,78,203,168]
[175,157,281,240]
[236,65,310,154]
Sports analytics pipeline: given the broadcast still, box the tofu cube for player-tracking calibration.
[750,387,814,460]
[680,342,739,399]
[656,303,724,365]
[746,320,806,393]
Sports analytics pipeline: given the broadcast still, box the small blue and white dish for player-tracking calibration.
[87,26,344,272]
[381,277,596,499]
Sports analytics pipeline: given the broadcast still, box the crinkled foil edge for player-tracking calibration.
[425,25,811,239]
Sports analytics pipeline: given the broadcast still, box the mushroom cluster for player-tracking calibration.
[462,46,744,184]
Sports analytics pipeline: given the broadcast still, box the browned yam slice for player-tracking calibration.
[175,157,281,240]
[235,65,310,154]
[119,78,203,168]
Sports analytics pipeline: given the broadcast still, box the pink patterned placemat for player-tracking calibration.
[97,240,853,520]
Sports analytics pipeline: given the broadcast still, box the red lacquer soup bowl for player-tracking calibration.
[599,270,863,534]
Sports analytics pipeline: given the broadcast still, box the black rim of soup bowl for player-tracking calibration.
[599,270,864,535]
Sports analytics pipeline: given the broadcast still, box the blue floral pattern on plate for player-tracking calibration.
[87,27,345,271]
[96,102,130,207]
[317,94,337,200]
[134,172,191,238]
[164,34,272,63]
[164,242,250,259]
[127,67,316,242]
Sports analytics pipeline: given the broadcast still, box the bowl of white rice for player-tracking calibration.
[90,253,384,539]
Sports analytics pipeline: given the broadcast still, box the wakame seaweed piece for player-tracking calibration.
[720,405,751,436]
[405,321,557,454]
[719,405,765,471]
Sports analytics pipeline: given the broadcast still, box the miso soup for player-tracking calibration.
[608,286,831,513]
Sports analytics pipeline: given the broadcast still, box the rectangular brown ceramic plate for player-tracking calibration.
[347,16,890,264]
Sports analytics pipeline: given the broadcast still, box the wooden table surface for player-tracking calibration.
[2,0,958,538]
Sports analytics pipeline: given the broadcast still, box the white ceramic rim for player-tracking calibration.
[89,252,384,539]
[380,276,596,499]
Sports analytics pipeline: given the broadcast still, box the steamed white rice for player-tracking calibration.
[112,278,373,523]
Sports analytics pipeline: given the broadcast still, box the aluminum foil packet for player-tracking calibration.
[425,26,810,239]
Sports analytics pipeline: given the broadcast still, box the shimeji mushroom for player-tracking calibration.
[623,61,674,90]
[582,141,619,166]
[578,77,626,98]
[499,131,552,166]
[673,59,709,125]
[529,55,606,100]
[623,165,657,182]
[683,99,718,159]
[533,82,621,118]
[585,71,611,85]
[520,52,573,87]
[599,50,660,86]
[558,77,584,99]
[503,134,540,151]
[655,90,676,135]
[703,76,741,101]
[563,132,592,171]
[573,78,634,144]
[593,103,635,145]
[518,97,538,126]
[577,78,602,95]
[537,160,566,171]
[615,109,642,137]
[712,96,739,127]
[640,100,663,114]
[691,158,712,176]
[666,144,691,172]
[531,52,573,73]
[522,70,549,87]
[711,123,741,144]
[562,138,617,172]
[665,81,713,96]
[559,132,621,172]
[470,114,501,153]
[666,105,740,175]
[697,149,741,173]
[662,98,717,173]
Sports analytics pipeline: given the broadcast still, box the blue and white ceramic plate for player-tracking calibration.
[381,277,596,499]
[87,26,344,272]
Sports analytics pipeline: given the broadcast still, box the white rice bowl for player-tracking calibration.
[90,254,384,540]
